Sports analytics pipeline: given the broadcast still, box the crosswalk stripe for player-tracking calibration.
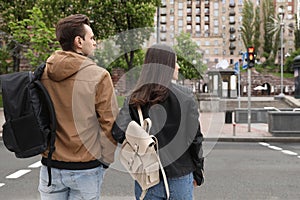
[6,169,31,179]
[0,183,5,188]
[281,150,298,156]
[28,161,42,168]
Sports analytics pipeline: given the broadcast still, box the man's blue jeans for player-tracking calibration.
[38,165,106,200]
[135,172,194,200]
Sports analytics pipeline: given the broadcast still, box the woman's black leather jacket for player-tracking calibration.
[112,83,204,185]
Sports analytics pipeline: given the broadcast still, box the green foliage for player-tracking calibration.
[0,0,160,72]
[241,0,255,48]
[294,15,300,50]
[284,48,300,73]
[0,45,13,74]
[90,0,160,70]
[174,32,206,80]
[9,7,59,69]
[262,0,276,59]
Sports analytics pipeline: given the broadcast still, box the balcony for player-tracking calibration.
[229,20,235,25]
[229,3,235,7]
[229,43,236,50]
[229,27,236,33]
[229,10,235,16]
[229,35,236,41]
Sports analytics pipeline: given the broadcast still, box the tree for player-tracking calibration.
[90,0,161,71]
[253,6,261,55]
[284,48,300,73]
[262,0,276,60]
[174,32,206,80]
[0,0,160,73]
[9,7,59,69]
[241,0,255,48]
[294,15,300,50]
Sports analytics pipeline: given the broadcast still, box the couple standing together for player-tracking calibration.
[39,14,204,200]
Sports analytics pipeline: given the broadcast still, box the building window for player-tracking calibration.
[214,2,219,9]
[170,0,174,4]
[214,10,219,17]
[187,16,192,22]
[214,49,219,55]
[178,19,183,27]
[213,27,219,34]
[196,16,201,23]
[170,8,174,14]
[214,20,219,26]
[204,25,209,31]
[205,41,210,46]
[178,2,183,9]
[204,16,209,23]
[170,16,174,21]
[196,25,201,32]
[187,25,192,30]
[178,10,183,17]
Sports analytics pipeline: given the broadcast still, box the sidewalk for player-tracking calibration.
[200,112,300,142]
[0,108,300,142]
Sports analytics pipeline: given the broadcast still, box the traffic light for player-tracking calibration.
[247,47,255,68]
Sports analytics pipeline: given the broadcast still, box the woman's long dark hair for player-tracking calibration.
[129,44,176,107]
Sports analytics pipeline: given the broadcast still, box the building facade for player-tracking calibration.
[153,0,297,69]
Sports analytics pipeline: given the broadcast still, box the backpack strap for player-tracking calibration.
[137,106,170,200]
[33,63,46,80]
[34,64,57,187]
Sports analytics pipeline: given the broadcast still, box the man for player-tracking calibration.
[38,14,119,200]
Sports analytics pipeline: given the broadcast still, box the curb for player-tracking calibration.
[204,136,300,143]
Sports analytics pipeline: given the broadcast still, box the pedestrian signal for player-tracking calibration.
[247,47,255,68]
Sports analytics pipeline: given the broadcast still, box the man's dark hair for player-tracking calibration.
[56,14,90,51]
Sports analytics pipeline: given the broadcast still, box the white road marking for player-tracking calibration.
[281,150,298,156]
[0,183,5,188]
[258,142,270,147]
[28,161,42,168]
[268,145,283,151]
[6,169,31,179]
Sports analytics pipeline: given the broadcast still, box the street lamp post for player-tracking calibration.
[278,6,285,98]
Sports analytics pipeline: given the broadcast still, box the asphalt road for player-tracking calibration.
[0,141,299,200]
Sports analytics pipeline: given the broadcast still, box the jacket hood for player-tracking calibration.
[46,50,94,82]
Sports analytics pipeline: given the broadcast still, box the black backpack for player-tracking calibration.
[0,63,56,185]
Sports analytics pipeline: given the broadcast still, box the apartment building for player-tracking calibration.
[153,0,297,69]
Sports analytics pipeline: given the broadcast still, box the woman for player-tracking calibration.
[112,44,204,200]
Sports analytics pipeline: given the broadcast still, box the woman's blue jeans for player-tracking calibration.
[38,165,106,200]
[135,172,194,200]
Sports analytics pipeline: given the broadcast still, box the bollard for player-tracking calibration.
[233,122,236,136]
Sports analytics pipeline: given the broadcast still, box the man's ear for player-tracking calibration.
[74,36,83,49]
